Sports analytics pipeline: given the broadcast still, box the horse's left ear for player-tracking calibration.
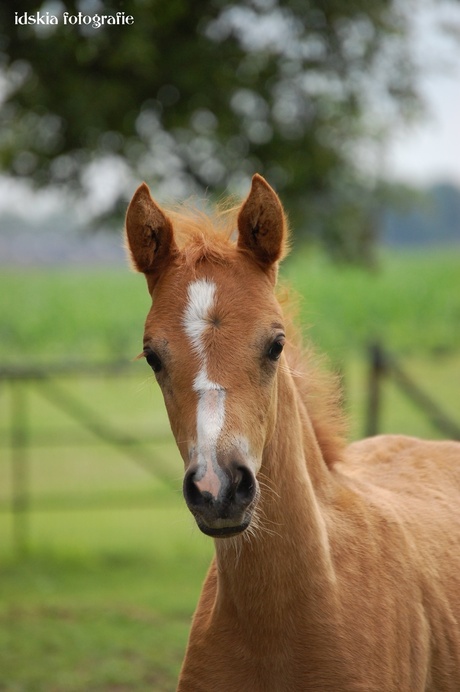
[125,182,178,292]
[237,174,288,281]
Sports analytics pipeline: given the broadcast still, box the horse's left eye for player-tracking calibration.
[268,338,285,361]
[144,349,163,373]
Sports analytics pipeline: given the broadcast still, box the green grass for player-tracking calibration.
[283,246,460,360]
[1,247,460,366]
[2,598,184,691]
[0,268,149,365]
[1,524,213,691]
[1,247,460,690]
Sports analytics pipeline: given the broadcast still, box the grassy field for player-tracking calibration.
[1,246,460,690]
[2,246,460,365]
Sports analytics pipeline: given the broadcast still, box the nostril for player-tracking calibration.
[184,469,204,508]
[184,463,256,513]
[183,469,214,507]
[235,465,256,504]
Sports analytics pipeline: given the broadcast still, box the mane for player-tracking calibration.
[165,199,347,468]
[166,198,239,268]
[278,283,348,468]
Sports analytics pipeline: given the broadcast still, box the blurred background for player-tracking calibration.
[1,1,459,689]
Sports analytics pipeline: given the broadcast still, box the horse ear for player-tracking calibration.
[237,174,288,279]
[125,183,178,291]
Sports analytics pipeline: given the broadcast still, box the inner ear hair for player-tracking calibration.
[237,174,288,270]
[125,182,178,286]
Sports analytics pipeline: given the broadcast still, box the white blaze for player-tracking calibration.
[183,279,216,354]
[183,279,226,496]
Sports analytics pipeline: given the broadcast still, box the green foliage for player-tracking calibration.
[0,0,419,259]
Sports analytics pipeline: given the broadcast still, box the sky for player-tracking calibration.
[383,1,460,187]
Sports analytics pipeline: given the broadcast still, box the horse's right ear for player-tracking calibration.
[125,183,178,292]
[237,174,288,283]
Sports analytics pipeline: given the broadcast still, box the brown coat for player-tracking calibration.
[125,174,460,691]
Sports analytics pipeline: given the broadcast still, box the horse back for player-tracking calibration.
[334,434,460,690]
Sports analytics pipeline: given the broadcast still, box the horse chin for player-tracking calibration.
[196,518,251,539]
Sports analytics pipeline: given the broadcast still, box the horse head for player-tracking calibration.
[125,175,289,537]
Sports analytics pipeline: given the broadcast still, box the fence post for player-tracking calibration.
[365,343,386,438]
[388,357,460,441]
[10,381,30,557]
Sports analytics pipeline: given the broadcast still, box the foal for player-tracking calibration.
[125,174,460,691]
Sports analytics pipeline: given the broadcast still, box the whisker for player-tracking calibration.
[134,375,156,393]
[279,363,306,379]
[175,437,194,446]
[257,472,281,501]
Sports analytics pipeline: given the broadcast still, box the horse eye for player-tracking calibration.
[144,349,162,373]
[268,338,285,361]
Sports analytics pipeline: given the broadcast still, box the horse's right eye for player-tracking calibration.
[267,337,285,362]
[144,349,162,373]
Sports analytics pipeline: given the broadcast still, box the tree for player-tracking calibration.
[1,0,420,259]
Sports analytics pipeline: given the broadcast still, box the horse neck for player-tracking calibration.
[214,363,339,617]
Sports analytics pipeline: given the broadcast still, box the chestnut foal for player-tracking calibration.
[125,174,460,691]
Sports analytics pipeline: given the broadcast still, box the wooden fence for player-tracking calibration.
[1,347,459,555]
[365,343,460,440]
[0,361,173,556]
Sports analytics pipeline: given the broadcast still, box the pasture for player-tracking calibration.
[1,246,460,690]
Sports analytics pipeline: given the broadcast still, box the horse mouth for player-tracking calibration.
[196,519,251,538]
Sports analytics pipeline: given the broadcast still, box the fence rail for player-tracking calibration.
[1,349,459,555]
[365,344,460,440]
[0,361,173,555]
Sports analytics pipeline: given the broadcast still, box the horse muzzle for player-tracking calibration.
[183,457,258,538]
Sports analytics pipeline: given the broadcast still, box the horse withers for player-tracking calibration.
[125,174,460,691]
